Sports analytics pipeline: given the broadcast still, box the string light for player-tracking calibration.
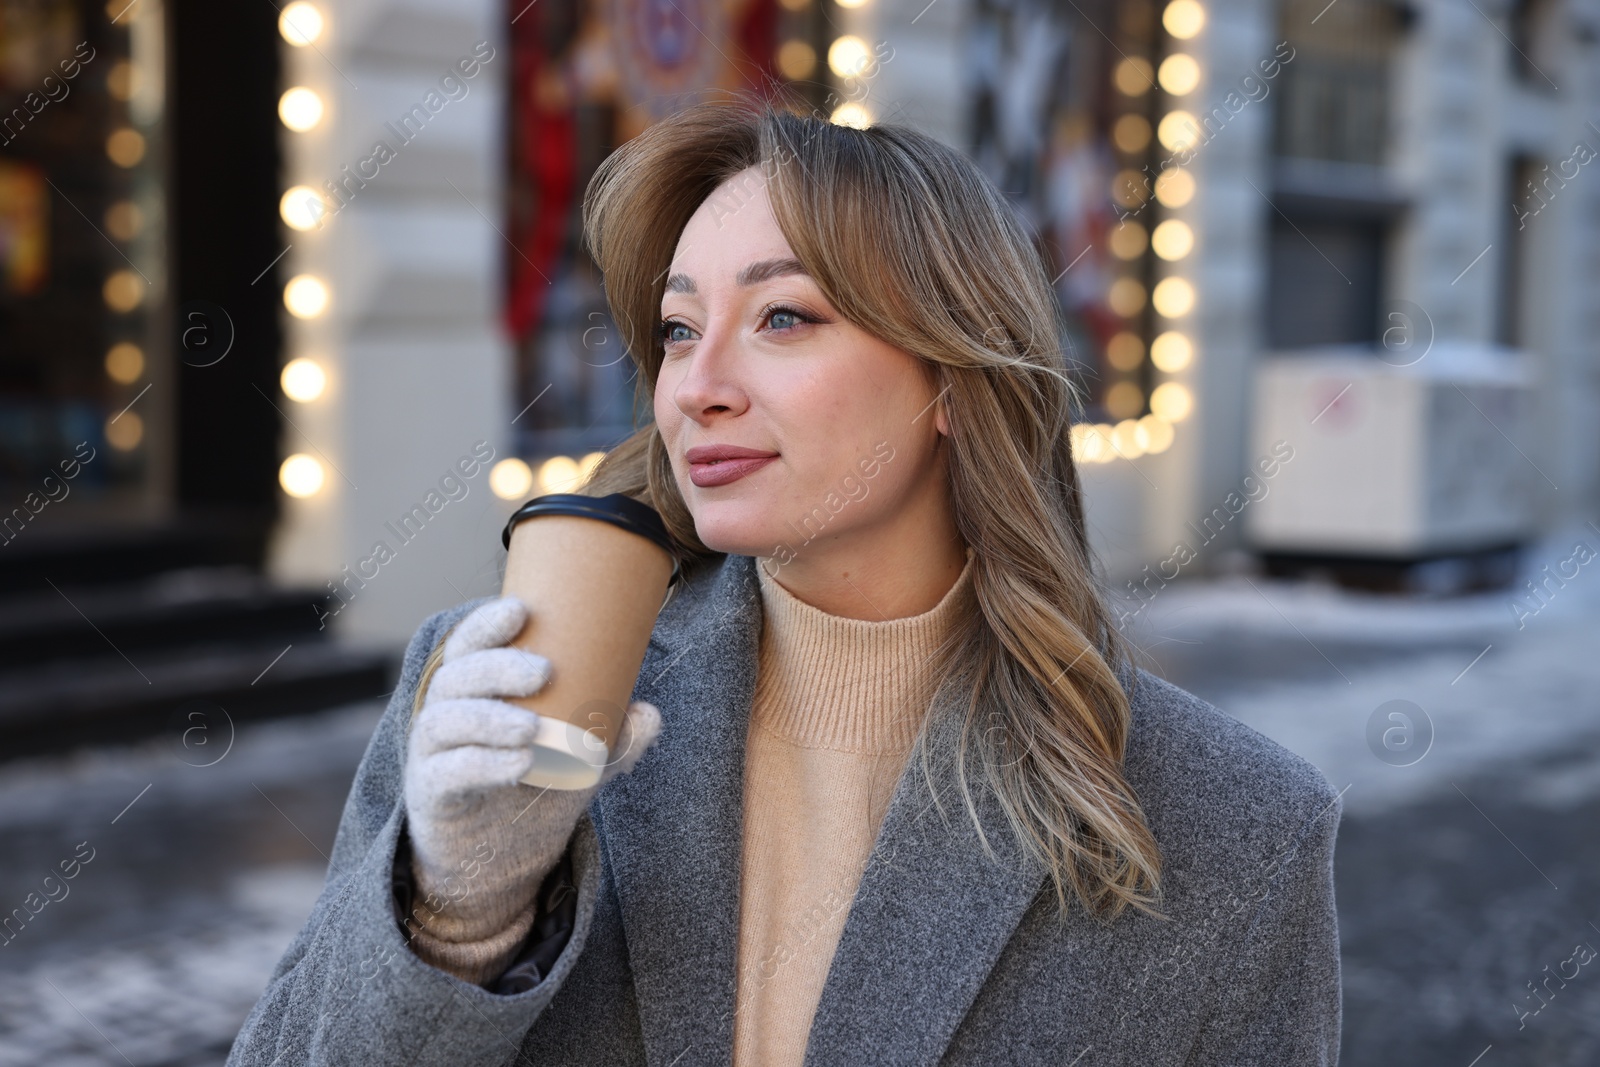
[1114,57,1155,96]
[827,36,872,78]
[1163,0,1206,38]
[1152,277,1195,317]
[1150,382,1193,422]
[278,87,324,132]
[106,412,143,451]
[278,2,324,46]
[106,128,145,167]
[490,459,534,500]
[105,342,144,383]
[102,271,144,312]
[280,454,326,497]
[1157,111,1200,152]
[1150,331,1193,372]
[1110,221,1149,260]
[776,40,816,79]
[830,102,872,128]
[1158,54,1201,95]
[1113,114,1152,153]
[1108,277,1147,317]
[1151,219,1194,260]
[1154,167,1195,207]
[284,275,330,318]
[282,358,327,402]
[280,186,330,231]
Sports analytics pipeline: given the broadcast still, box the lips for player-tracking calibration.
[685,444,778,488]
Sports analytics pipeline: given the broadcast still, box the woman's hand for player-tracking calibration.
[401,595,660,979]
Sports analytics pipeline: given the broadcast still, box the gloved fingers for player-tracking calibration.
[597,701,662,786]
[428,647,552,702]
[410,697,545,760]
[407,744,538,809]
[442,596,529,661]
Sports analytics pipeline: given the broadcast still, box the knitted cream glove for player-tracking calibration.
[402,595,661,986]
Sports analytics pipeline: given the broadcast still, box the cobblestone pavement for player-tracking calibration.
[0,527,1596,1064]
[0,701,384,1067]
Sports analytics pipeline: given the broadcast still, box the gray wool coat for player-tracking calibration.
[227,552,1343,1067]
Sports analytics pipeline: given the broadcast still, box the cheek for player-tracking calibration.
[653,375,678,432]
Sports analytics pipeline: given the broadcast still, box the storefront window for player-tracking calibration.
[504,0,801,489]
[0,0,166,518]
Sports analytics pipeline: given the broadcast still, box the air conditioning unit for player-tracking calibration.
[1245,343,1540,557]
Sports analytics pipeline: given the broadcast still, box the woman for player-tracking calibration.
[227,99,1342,1066]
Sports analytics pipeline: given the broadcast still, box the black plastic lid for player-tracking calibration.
[501,493,677,577]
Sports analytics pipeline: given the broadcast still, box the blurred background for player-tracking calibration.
[0,0,1597,1061]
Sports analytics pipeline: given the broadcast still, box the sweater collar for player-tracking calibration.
[750,547,977,753]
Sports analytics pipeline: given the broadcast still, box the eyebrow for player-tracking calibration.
[663,257,811,295]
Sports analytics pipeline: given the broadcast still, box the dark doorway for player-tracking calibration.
[168,0,282,548]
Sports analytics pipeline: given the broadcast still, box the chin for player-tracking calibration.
[684,501,780,558]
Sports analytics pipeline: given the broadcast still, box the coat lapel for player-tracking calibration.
[597,553,1051,1067]
[596,553,762,1066]
[801,663,1051,1066]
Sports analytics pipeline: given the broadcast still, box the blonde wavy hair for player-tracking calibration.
[461,94,1164,924]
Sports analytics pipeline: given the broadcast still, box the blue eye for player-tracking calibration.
[763,304,814,332]
[659,319,693,344]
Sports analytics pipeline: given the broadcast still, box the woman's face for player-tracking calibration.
[654,166,950,566]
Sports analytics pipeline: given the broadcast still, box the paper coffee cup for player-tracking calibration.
[500,493,677,790]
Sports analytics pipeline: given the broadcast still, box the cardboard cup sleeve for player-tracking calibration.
[499,493,677,790]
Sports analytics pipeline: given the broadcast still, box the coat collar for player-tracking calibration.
[597,553,1051,1066]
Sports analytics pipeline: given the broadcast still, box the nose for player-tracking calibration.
[669,318,749,426]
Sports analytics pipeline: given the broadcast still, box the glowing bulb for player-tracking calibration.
[281,358,327,402]
[280,453,326,497]
[1139,414,1176,453]
[1112,418,1147,458]
[1158,111,1200,152]
[1106,332,1144,371]
[1150,382,1193,422]
[106,128,145,167]
[280,186,330,231]
[1109,222,1148,260]
[104,200,142,240]
[1112,114,1151,153]
[105,342,144,383]
[1151,219,1194,260]
[1154,167,1195,207]
[1107,277,1147,317]
[1111,169,1150,209]
[538,455,582,494]
[490,458,534,500]
[105,412,143,451]
[1107,385,1146,422]
[103,270,144,312]
[1152,277,1195,317]
[1150,331,1193,372]
[1114,57,1154,95]
[284,275,329,318]
[1072,424,1114,464]
[278,87,324,132]
[776,39,816,80]
[827,35,872,78]
[1092,424,1117,462]
[278,2,324,46]
[1163,0,1206,39]
[1158,54,1201,95]
[577,451,605,483]
[831,102,872,129]
[107,60,135,101]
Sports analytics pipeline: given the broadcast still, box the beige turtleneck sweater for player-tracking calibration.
[732,548,976,1067]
